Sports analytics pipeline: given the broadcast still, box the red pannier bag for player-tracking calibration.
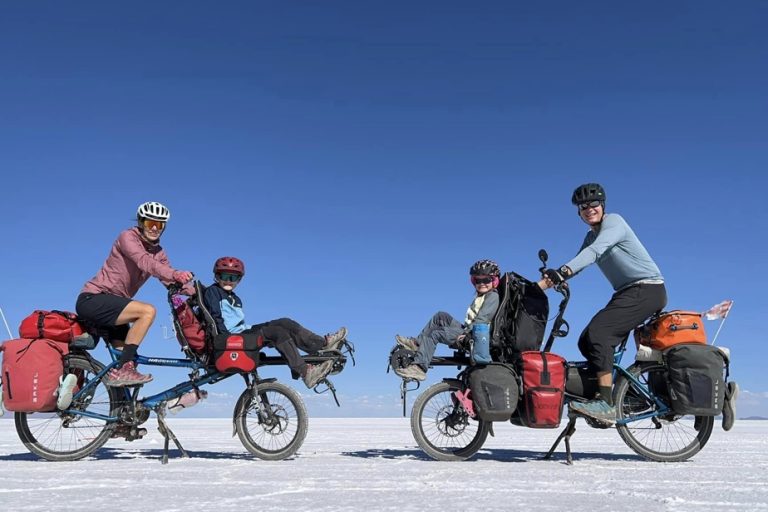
[636,310,707,351]
[19,310,85,343]
[174,299,207,353]
[519,351,567,428]
[213,333,262,373]
[1,338,68,412]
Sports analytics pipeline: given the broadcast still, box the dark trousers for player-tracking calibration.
[244,318,325,378]
[578,283,667,373]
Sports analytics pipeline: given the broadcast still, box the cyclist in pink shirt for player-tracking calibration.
[76,201,194,386]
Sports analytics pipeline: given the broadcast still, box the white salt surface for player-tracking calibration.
[0,418,766,511]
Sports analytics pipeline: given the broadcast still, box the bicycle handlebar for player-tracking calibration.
[537,250,571,353]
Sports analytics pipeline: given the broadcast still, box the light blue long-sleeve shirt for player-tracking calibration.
[565,213,663,291]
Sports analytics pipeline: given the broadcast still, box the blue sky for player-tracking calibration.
[1,1,766,418]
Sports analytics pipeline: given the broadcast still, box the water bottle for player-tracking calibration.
[471,323,492,364]
[168,389,208,414]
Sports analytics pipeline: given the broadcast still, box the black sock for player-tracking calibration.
[598,385,614,406]
[117,344,138,367]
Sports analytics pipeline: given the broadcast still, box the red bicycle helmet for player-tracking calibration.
[213,256,245,276]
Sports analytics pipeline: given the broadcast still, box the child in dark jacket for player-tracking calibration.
[394,259,501,381]
[203,256,347,388]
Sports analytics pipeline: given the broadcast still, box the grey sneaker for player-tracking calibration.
[302,360,334,388]
[323,327,348,352]
[722,381,739,432]
[104,361,153,387]
[395,334,418,352]
[394,364,427,381]
[569,399,616,426]
[56,373,79,410]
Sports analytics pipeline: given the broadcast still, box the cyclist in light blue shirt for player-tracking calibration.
[538,183,667,425]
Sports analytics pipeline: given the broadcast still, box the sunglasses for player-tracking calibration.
[578,200,603,211]
[471,276,494,285]
[217,272,242,283]
[142,219,166,230]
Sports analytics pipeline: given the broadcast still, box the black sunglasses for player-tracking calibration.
[217,272,242,283]
[578,200,603,211]
[472,276,494,285]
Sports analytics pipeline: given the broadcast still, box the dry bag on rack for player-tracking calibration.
[468,363,519,422]
[636,311,706,351]
[18,310,85,343]
[518,351,567,428]
[664,343,726,416]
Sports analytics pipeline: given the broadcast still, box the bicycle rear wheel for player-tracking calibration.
[411,381,489,461]
[614,362,714,462]
[234,381,308,460]
[15,355,120,461]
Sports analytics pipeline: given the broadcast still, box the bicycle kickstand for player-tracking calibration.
[155,407,189,464]
[544,415,578,465]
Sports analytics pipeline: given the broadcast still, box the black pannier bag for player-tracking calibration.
[468,363,519,422]
[664,344,727,416]
[491,272,549,357]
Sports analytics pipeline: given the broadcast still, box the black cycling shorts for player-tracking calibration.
[76,292,131,343]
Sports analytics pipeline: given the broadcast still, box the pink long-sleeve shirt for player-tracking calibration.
[81,227,180,298]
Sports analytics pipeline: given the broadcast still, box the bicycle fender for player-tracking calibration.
[441,378,463,389]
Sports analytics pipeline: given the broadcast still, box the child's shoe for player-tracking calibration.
[302,360,334,388]
[395,364,426,381]
[395,335,418,352]
[105,362,153,387]
[56,373,78,410]
[323,327,348,351]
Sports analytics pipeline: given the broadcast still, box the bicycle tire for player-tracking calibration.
[411,381,490,461]
[15,354,120,461]
[234,381,308,460]
[614,362,714,462]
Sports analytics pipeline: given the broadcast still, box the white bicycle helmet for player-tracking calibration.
[137,201,170,222]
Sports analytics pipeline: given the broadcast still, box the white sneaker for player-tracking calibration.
[323,327,348,352]
[56,374,78,410]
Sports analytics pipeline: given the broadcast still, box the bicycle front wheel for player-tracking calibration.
[411,381,490,461]
[15,354,120,461]
[614,362,714,462]
[234,381,308,460]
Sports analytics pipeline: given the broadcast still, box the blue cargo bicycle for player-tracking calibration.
[393,250,727,464]
[13,282,354,463]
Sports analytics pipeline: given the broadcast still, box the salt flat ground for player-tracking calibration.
[0,418,766,512]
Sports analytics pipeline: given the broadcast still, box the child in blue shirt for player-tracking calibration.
[203,256,347,388]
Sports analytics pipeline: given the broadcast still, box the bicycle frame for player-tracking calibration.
[61,347,236,422]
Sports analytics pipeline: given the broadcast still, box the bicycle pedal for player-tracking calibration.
[111,425,148,440]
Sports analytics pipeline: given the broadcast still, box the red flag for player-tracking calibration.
[702,300,733,320]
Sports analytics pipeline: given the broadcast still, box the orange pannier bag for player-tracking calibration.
[637,310,707,350]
